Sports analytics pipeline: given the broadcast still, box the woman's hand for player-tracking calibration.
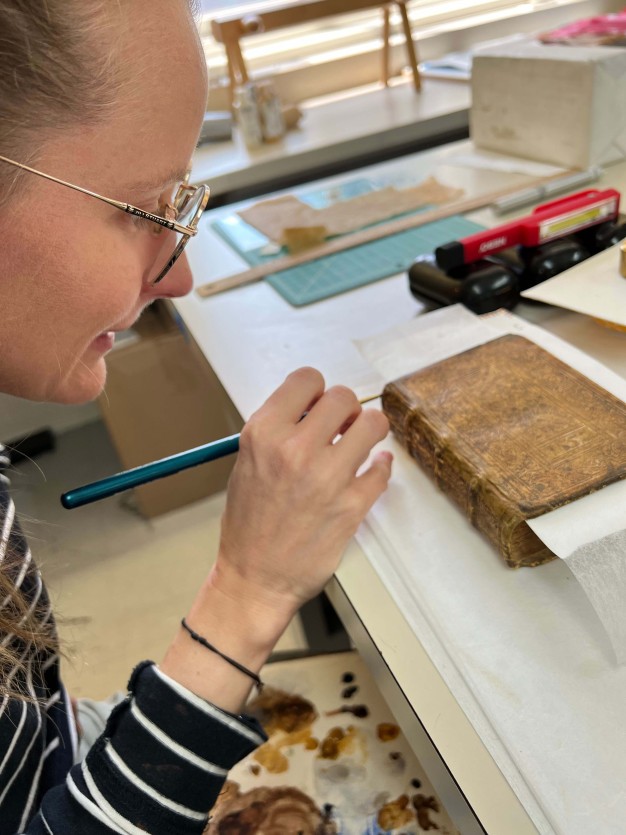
[208,367,392,623]
[163,368,391,712]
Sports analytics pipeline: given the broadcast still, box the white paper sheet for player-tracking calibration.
[521,244,626,327]
[353,306,626,834]
[354,304,491,381]
[527,489,626,663]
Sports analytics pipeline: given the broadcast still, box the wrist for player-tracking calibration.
[160,576,293,714]
[205,555,301,637]
[180,617,263,693]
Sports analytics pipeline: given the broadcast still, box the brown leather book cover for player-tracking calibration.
[382,335,626,567]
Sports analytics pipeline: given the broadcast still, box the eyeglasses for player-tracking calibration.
[0,154,210,285]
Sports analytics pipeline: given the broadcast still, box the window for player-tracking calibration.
[200,1,269,12]
[200,0,538,17]
[198,0,605,106]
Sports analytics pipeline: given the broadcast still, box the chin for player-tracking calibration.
[48,359,108,405]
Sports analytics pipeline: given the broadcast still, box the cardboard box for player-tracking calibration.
[99,303,242,517]
[471,41,626,169]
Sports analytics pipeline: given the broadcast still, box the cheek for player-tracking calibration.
[0,218,148,401]
[43,232,141,344]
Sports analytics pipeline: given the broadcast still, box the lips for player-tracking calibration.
[107,303,152,335]
[91,331,115,350]
[93,303,154,351]
[89,322,132,354]
[108,321,137,334]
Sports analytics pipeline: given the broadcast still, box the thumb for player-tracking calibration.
[355,450,393,510]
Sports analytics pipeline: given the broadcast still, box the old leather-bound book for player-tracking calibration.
[382,335,626,568]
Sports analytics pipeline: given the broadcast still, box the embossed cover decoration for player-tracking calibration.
[382,335,626,567]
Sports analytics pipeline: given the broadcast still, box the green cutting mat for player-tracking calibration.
[213,203,485,307]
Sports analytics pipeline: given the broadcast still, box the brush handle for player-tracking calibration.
[61,394,381,509]
[61,434,240,509]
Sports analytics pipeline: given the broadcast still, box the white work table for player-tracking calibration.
[174,139,626,834]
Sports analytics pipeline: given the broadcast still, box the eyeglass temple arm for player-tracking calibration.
[0,154,196,236]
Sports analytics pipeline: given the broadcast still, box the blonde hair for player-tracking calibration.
[0,543,58,701]
[0,0,119,200]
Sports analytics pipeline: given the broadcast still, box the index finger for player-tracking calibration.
[258,367,326,425]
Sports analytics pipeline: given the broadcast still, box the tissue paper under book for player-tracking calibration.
[382,335,626,567]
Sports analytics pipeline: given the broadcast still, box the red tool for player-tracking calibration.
[435,188,621,272]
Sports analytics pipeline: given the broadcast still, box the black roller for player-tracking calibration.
[408,255,465,305]
[520,238,590,290]
[408,254,519,314]
[575,220,626,254]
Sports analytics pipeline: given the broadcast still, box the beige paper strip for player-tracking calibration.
[238,177,464,242]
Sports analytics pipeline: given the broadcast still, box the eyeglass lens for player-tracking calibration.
[149,186,207,285]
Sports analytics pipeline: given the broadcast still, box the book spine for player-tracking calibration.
[383,385,483,522]
[382,384,551,568]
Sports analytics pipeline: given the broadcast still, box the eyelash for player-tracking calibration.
[128,207,164,232]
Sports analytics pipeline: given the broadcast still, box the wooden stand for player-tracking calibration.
[210,0,421,107]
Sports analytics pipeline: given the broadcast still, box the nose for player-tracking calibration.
[148,252,194,301]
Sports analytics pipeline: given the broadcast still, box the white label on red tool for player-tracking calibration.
[538,198,618,242]
[479,236,508,254]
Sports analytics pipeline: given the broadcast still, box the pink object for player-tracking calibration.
[540,10,626,45]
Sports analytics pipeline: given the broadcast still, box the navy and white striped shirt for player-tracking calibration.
[0,447,266,833]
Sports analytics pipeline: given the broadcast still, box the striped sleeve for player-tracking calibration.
[0,457,267,834]
[22,662,267,834]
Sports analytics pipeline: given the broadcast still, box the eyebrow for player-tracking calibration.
[129,165,190,194]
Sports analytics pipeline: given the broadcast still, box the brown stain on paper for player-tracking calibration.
[248,687,319,774]
[413,793,441,831]
[377,722,400,742]
[325,704,370,719]
[248,686,318,736]
[231,683,446,832]
[318,725,364,761]
[376,792,442,832]
[206,782,338,834]
[253,726,321,775]
[253,744,290,774]
[377,794,415,830]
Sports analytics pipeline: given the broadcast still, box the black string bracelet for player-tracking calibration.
[180,617,264,693]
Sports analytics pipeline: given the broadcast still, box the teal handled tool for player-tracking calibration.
[61,393,381,509]
[61,434,240,509]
